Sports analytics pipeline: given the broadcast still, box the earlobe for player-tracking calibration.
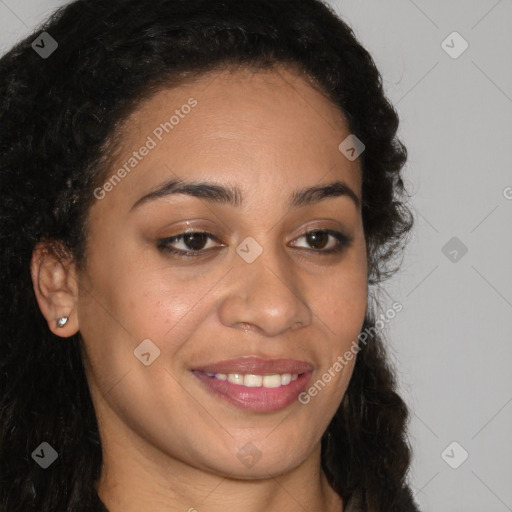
[30,241,80,338]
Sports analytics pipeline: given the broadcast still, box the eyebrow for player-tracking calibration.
[130,177,361,211]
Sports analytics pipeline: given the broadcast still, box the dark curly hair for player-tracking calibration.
[0,0,417,510]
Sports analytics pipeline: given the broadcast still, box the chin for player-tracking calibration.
[204,440,313,479]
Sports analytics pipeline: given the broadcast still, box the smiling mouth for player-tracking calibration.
[190,356,314,412]
[192,368,313,412]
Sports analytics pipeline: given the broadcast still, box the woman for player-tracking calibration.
[0,0,418,510]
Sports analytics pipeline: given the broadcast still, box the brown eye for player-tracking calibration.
[291,229,352,254]
[182,232,209,251]
[158,229,352,260]
[158,231,222,258]
[305,231,329,250]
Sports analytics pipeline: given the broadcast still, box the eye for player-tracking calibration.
[157,232,223,258]
[157,229,352,259]
[290,229,352,254]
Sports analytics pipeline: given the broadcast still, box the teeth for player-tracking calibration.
[227,373,244,385]
[208,372,299,388]
[244,374,263,387]
[262,374,281,388]
[281,373,292,385]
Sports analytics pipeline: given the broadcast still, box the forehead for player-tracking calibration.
[97,65,362,211]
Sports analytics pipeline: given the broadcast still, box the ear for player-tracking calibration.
[30,240,80,338]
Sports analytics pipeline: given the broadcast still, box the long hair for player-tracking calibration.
[0,1,417,510]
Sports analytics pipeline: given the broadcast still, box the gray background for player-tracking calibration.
[1,0,511,510]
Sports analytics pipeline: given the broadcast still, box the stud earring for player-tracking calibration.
[56,317,69,328]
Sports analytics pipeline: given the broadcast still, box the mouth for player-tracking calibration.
[191,357,314,412]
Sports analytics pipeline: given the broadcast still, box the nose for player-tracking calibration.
[217,243,313,337]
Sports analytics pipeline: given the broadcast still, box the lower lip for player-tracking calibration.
[192,371,313,412]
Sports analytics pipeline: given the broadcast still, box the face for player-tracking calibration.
[77,66,368,479]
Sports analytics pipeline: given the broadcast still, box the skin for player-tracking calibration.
[31,66,368,512]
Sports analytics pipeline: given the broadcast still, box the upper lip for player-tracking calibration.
[192,356,314,375]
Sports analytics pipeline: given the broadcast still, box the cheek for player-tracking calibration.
[313,259,368,346]
[304,254,367,405]
[79,253,227,383]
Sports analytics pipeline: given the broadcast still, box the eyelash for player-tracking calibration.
[157,229,352,259]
